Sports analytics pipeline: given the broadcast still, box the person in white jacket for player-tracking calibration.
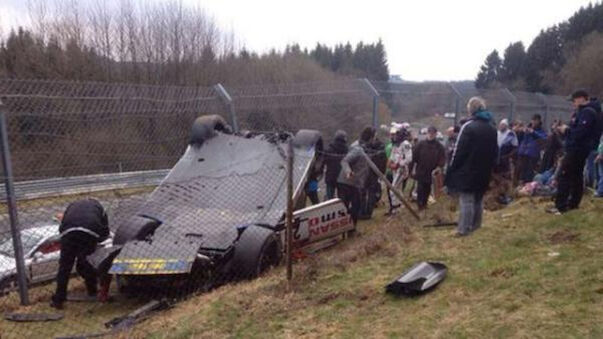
[387,128,413,214]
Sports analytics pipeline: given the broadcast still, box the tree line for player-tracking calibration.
[0,0,389,87]
[475,1,603,96]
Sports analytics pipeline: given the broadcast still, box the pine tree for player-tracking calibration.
[475,50,502,88]
[499,42,526,84]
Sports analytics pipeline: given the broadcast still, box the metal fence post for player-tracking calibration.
[285,139,294,284]
[0,99,29,305]
[214,83,238,133]
[502,88,516,122]
[536,93,549,127]
[448,83,462,126]
[361,79,380,128]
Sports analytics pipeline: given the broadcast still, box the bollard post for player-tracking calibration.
[0,99,29,305]
[214,83,238,133]
[502,88,516,122]
[285,139,294,283]
[536,93,549,128]
[448,83,462,126]
[361,79,380,128]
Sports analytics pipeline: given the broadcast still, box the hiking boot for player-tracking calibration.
[545,207,562,216]
[49,299,64,310]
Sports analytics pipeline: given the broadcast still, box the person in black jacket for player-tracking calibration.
[324,130,348,200]
[51,199,110,309]
[551,90,602,214]
[411,126,446,211]
[360,137,386,219]
[445,97,498,236]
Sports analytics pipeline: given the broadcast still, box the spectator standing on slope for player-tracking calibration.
[445,97,497,236]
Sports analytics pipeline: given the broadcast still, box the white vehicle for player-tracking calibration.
[0,224,61,293]
[0,224,113,294]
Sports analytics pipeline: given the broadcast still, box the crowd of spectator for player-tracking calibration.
[305,89,602,235]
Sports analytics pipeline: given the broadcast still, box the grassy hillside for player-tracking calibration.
[1,193,600,338]
[126,195,603,339]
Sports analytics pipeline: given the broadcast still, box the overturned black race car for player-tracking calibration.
[90,115,354,295]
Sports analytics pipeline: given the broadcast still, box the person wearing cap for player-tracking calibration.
[445,126,459,167]
[445,97,497,236]
[387,128,413,215]
[494,119,518,204]
[516,114,547,184]
[324,130,348,200]
[549,90,602,214]
[51,198,111,309]
[410,126,446,211]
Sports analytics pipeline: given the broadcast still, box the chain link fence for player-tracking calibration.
[0,78,572,338]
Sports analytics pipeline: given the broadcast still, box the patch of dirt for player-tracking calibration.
[548,230,580,244]
[490,268,514,279]
[317,292,340,304]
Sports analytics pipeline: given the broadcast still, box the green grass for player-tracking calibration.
[2,195,601,339]
[134,195,603,339]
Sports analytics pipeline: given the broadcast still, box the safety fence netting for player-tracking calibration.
[0,77,573,338]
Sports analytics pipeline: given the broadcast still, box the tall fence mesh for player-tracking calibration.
[0,78,573,338]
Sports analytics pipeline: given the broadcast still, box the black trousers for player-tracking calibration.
[306,191,320,205]
[359,182,380,219]
[416,180,432,210]
[52,232,99,304]
[555,150,590,212]
[517,155,539,183]
[338,183,361,224]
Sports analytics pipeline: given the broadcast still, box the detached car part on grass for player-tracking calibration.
[386,261,448,296]
[91,115,354,294]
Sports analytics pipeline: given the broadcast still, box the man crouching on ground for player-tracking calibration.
[445,97,497,236]
[50,198,111,309]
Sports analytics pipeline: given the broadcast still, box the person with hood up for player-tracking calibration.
[411,126,446,211]
[324,130,348,200]
[550,90,602,214]
[445,97,498,236]
[338,126,375,224]
[516,114,547,184]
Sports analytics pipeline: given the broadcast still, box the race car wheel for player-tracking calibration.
[231,225,282,280]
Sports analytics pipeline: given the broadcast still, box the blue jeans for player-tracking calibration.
[457,192,484,236]
[586,151,598,188]
[597,161,603,196]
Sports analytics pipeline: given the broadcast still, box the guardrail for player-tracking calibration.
[0,169,169,202]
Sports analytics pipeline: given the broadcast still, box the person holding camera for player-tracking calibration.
[516,114,547,184]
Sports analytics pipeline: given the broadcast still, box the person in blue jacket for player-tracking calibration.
[550,90,601,213]
[516,114,547,184]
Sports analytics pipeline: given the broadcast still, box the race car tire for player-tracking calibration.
[190,114,232,146]
[293,129,323,151]
[113,215,162,245]
[230,225,282,280]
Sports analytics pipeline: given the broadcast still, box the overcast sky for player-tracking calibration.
[0,0,597,81]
